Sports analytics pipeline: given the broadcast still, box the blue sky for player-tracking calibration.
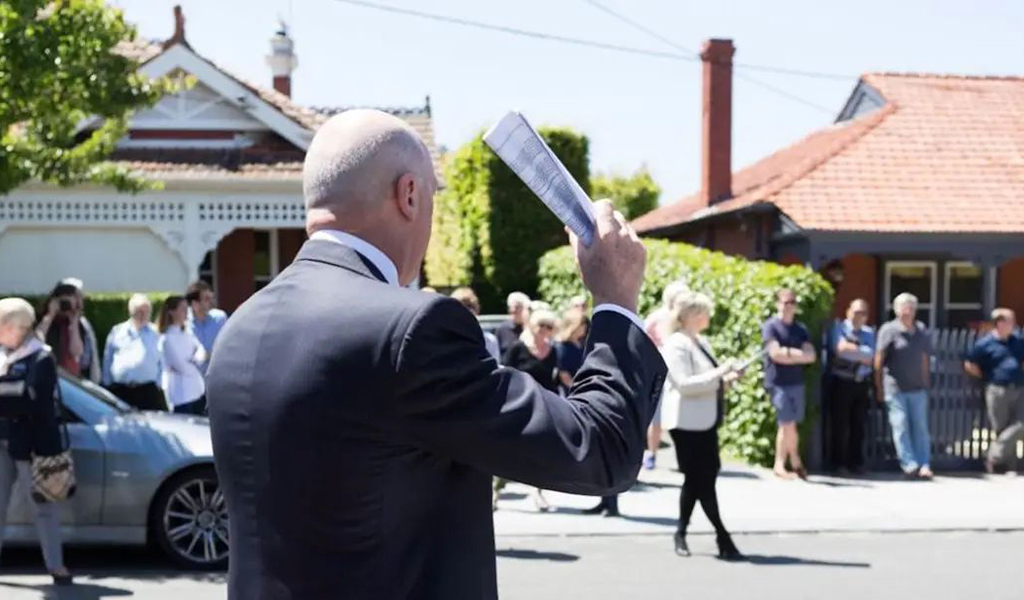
[113,0,1024,204]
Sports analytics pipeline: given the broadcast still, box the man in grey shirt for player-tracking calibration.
[874,292,934,479]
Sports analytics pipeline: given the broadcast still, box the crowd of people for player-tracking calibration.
[0,278,229,584]
[470,283,1023,560]
[0,271,1020,579]
[25,278,228,416]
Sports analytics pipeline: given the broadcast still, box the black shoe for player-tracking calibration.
[602,506,620,518]
[716,533,744,561]
[581,503,607,515]
[51,572,73,586]
[673,532,690,557]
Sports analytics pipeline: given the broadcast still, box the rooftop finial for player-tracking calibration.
[163,5,191,49]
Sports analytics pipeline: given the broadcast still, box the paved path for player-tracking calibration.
[494,447,1024,536]
[496,531,1024,600]
[1,447,1020,598]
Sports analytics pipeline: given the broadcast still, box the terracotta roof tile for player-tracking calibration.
[634,73,1024,234]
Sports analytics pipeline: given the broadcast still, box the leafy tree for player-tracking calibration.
[424,128,589,311]
[0,0,168,195]
[590,168,660,221]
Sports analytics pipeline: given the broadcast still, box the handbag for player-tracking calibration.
[24,351,77,503]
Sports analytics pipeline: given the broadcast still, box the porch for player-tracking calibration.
[774,231,1024,329]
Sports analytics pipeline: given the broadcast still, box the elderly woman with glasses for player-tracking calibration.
[0,298,73,585]
[500,307,560,512]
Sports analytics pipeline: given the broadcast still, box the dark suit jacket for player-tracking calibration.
[206,239,666,600]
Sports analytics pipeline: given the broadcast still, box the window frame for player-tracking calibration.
[884,260,937,328]
[253,229,280,290]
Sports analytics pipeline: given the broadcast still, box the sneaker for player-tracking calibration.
[642,452,656,470]
[918,466,934,480]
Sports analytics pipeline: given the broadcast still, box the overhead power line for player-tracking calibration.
[333,0,845,115]
[582,0,850,81]
[333,0,696,62]
[582,0,840,114]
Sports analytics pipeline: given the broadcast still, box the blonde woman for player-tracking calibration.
[0,298,73,585]
[501,308,560,512]
[661,290,743,560]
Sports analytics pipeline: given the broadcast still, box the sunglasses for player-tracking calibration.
[782,300,798,306]
[538,323,555,331]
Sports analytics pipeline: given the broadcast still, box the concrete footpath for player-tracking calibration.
[493,447,1024,537]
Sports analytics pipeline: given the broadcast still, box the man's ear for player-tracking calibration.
[395,173,418,222]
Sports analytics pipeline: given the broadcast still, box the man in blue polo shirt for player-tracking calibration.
[964,308,1024,474]
[186,281,227,375]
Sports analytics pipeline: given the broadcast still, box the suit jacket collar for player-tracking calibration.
[295,239,390,284]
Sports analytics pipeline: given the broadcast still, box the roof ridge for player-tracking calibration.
[757,104,895,203]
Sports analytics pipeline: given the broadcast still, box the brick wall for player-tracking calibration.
[998,257,1024,318]
[832,254,878,323]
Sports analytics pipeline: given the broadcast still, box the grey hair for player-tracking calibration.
[127,293,151,315]
[0,297,36,330]
[667,290,714,332]
[893,292,918,312]
[303,109,433,211]
[507,292,531,308]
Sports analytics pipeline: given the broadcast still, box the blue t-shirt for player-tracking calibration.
[762,316,811,387]
[965,332,1024,386]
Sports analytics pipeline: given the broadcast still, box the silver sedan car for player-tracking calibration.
[3,374,227,570]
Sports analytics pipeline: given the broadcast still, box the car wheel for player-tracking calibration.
[151,467,229,570]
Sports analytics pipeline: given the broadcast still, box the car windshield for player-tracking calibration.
[58,371,133,418]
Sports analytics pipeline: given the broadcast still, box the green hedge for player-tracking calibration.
[537,239,834,467]
[424,128,589,311]
[1,292,174,349]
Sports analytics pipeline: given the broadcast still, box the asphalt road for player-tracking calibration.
[0,531,1019,599]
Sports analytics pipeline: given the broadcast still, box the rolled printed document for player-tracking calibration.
[484,111,597,246]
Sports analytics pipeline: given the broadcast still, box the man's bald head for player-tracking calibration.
[303,109,434,212]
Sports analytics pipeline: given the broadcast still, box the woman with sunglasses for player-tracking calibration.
[501,306,560,512]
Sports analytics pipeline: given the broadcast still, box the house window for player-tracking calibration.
[199,251,216,288]
[884,261,936,328]
[253,230,280,291]
[945,262,984,329]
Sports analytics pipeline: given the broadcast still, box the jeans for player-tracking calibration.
[885,390,931,472]
[0,442,66,572]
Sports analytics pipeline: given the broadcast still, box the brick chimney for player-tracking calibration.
[700,38,734,206]
[266,21,298,97]
[162,5,191,50]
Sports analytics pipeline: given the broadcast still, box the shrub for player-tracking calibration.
[424,128,589,311]
[0,292,175,351]
[591,168,660,221]
[537,239,834,466]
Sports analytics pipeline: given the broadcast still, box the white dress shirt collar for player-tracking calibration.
[309,230,399,287]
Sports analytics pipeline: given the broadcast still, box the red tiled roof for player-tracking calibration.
[634,73,1024,234]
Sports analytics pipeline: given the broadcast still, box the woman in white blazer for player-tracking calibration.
[157,296,207,415]
[660,290,743,561]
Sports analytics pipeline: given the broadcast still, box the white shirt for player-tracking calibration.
[310,230,399,286]
[310,230,643,329]
[159,325,206,407]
